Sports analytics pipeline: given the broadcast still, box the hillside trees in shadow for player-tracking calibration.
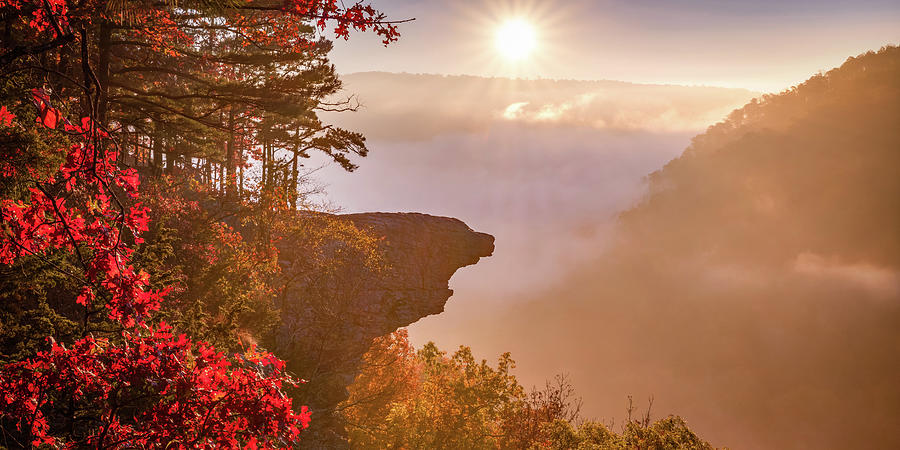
[342,330,718,449]
[0,0,402,446]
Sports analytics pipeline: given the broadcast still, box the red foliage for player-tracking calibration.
[0,103,311,447]
[283,0,401,44]
[0,106,14,126]
[0,324,308,448]
[31,88,59,129]
[0,110,162,326]
[0,0,402,445]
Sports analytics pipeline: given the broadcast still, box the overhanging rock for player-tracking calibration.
[271,212,494,447]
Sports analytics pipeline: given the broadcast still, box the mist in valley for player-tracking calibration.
[316,73,754,300]
[316,55,900,450]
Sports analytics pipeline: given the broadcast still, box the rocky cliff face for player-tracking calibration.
[271,212,494,447]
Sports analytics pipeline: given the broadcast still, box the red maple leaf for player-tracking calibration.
[0,106,15,126]
[31,88,60,129]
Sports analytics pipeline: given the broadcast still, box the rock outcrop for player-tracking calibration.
[271,212,494,447]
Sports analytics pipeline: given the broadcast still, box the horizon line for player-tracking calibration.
[337,70,771,93]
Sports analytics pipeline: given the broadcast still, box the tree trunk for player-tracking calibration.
[96,23,112,127]
[152,128,163,176]
[290,151,299,209]
[225,107,236,199]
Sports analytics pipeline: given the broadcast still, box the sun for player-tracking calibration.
[495,19,537,61]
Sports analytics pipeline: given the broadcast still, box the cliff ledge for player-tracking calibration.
[273,212,494,446]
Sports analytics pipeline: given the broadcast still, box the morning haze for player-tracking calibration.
[314,44,900,450]
[2,0,898,448]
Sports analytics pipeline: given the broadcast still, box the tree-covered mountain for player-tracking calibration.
[621,45,900,268]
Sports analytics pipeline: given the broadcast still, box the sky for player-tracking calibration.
[327,0,900,92]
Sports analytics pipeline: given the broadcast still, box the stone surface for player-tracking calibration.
[271,212,493,448]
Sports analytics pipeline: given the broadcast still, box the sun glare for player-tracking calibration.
[495,19,537,61]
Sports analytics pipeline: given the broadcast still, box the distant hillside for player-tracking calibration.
[458,46,900,450]
[621,45,900,270]
[606,46,900,449]
[324,72,757,139]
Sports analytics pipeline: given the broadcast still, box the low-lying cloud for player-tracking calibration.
[793,253,900,299]
[498,91,743,132]
[323,72,756,139]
